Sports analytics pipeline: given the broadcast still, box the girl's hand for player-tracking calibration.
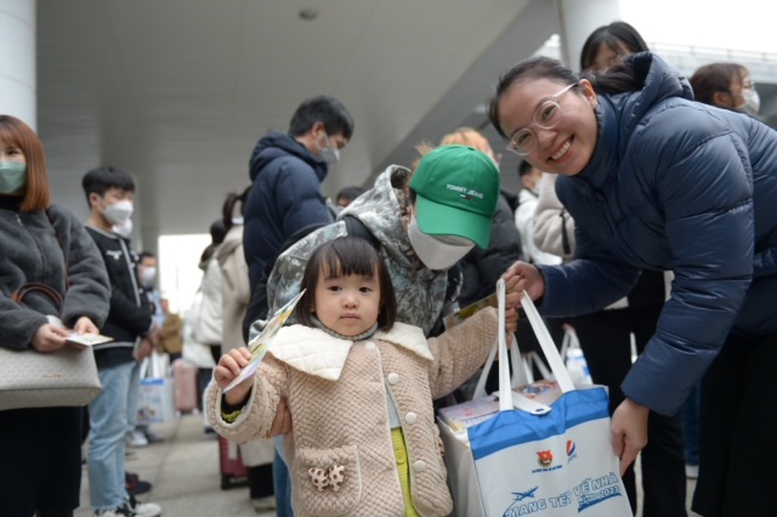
[611,398,650,475]
[31,324,70,352]
[503,261,545,307]
[73,316,99,335]
[214,347,254,406]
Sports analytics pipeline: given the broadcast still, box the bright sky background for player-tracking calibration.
[620,0,777,54]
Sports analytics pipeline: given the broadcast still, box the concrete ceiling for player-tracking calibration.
[35,0,777,250]
[36,0,556,246]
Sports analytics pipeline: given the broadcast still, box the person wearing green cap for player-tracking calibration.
[260,144,512,340]
[244,144,519,513]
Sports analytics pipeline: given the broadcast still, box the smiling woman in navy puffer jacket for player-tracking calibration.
[489,52,777,516]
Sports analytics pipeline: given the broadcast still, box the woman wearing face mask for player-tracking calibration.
[492,50,777,516]
[264,144,520,339]
[690,62,761,117]
[0,115,111,516]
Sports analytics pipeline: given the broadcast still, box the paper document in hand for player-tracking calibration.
[443,292,498,330]
[67,333,114,348]
[223,289,306,393]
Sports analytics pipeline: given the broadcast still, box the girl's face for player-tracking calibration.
[0,136,26,165]
[312,267,381,337]
[590,42,632,71]
[498,78,599,176]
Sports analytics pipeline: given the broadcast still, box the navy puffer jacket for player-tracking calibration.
[244,131,332,288]
[537,53,777,415]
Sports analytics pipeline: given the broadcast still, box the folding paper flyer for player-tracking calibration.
[223,289,306,393]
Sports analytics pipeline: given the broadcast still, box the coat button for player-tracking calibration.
[413,460,426,472]
[387,373,400,385]
[365,342,376,350]
[405,412,418,425]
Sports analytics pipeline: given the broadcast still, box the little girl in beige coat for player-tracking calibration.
[207,236,498,516]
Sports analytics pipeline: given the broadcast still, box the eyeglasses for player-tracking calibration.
[506,82,578,156]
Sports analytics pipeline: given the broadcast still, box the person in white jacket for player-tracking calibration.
[217,189,276,512]
[515,160,562,266]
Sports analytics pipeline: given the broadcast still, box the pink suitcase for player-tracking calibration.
[172,359,199,413]
[219,435,250,489]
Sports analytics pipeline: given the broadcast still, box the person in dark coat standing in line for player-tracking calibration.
[243,94,354,517]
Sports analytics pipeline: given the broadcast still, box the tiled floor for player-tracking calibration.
[75,413,701,516]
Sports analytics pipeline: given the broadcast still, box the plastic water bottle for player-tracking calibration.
[565,347,592,385]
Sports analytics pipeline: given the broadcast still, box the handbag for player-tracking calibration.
[0,282,102,411]
[438,281,631,516]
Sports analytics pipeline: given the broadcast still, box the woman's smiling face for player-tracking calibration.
[498,78,599,176]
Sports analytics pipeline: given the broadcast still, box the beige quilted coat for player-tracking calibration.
[207,308,497,517]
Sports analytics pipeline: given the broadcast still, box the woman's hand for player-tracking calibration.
[31,323,70,352]
[270,398,293,436]
[611,398,650,475]
[214,347,254,406]
[504,261,545,306]
[73,316,99,335]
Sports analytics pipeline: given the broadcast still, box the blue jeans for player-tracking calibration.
[273,435,294,516]
[88,360,135,510]
[126,360,142,435]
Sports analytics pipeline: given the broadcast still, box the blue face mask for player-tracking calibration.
[0,162,28,194]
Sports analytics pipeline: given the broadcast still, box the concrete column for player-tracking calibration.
[0,0,36,128]
[556,0,621,71]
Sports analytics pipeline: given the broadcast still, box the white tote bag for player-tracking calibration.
[467,292,630,517]
[437,280,531,517]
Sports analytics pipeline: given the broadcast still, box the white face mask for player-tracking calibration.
[112,217,133,238]
[407,215,474,270]
[140,266,157,287]
[103,199,134,226]
[741,88,760,116]
[318,134,340,165]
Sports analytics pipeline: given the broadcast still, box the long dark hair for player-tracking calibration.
[222,186,251,232]
[296,236,397,332]
[580,21,649,72]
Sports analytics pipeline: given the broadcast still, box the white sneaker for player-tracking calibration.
[126,430,149,448]
[126,495,161,517]
[94,506,133,516]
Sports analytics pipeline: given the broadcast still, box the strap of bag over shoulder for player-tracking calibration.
[11,282,64,310]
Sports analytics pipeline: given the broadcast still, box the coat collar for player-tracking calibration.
[267,322,432,381]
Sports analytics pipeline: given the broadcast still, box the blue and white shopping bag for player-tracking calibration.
[467,292,631,517]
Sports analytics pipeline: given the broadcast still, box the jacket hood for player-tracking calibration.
[339,165,420,270]
[248,131,328,182]
[217,225,243,267]
[573,52,694,193]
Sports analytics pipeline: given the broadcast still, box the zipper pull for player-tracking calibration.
[16,213,23,226]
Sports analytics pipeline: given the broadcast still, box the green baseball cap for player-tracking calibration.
[409,145,500,249]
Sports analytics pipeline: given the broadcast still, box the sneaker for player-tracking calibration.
[685,464,699,479]
[251,496,277,512]
[125,495,161,517]
[143,429,165,443]
[94,506,133,516]
[126,430,149,448]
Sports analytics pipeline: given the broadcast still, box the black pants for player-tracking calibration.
[573,300,686,517]
[248,464,275,499]
[0,406,83,517]
[692,332,777,516]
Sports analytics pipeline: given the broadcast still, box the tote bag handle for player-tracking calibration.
[471,280,531,401]
[521,291,575,393]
